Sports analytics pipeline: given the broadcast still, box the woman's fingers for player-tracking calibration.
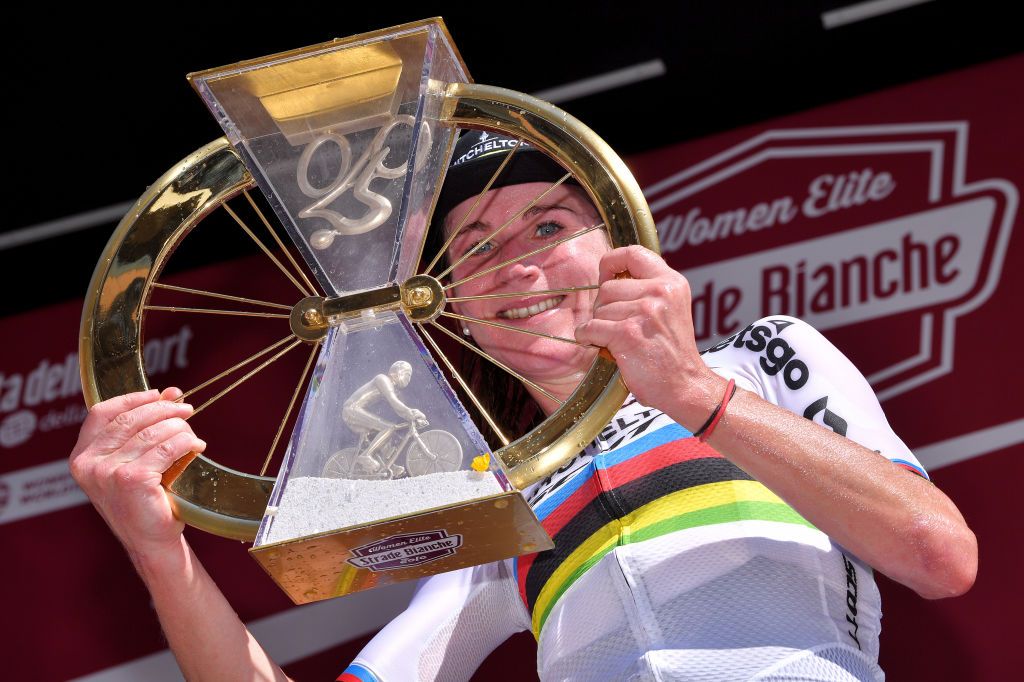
[578,248,712,416]
[125,417,201,464]
[576,318,630,349]
[136,430,207,473]
[92,399,194,454]
[593,278,648,307]
[69,388,201,555]
[161,386,184,401]
[76,390,162,446]
[598,245,666,283]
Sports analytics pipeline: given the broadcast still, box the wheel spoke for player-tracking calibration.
[446,284,599,303]
[243,190,322,297]
[440,311,585,347]
[144,304,290,319]
[178,335,295,402]
[428,321,563,406]
[150,282,292,311]
[423,138,524,276]
[436,173,573,281]
[259,340,321,476]
[444,224,604,291]
[190,339,304,418]
[416,323,510,447]
[222,203,313,298]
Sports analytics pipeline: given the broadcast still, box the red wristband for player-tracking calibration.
[695,379,736,443]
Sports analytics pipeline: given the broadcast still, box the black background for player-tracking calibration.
[3,1,1020,315]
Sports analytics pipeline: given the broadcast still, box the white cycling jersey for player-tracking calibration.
[340,317,927,682]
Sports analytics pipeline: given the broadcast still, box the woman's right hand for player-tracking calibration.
[69,387,205,560]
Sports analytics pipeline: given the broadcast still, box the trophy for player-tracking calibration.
[80,18,657,604]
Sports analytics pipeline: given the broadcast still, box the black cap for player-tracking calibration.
[432,130,573,225]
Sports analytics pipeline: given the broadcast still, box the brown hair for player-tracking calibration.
[422,210,543,447]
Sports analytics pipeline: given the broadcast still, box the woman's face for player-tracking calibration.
[443,182,610,383]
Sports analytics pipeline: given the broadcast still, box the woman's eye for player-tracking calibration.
[464,240,495,256]
[535,221,563,238]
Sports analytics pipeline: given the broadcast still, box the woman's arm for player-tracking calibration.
[347,562,528,681]
[575,246,977,600]
[699,375,975,599]
[69,389,292,681]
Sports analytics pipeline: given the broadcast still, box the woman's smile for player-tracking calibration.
[497,294,565,320]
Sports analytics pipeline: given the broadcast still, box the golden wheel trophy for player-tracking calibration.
[80,18,657,604]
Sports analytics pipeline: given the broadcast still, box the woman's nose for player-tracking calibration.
[496,259,541,286]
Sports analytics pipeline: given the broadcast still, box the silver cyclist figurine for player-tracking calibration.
[324,361,463,480]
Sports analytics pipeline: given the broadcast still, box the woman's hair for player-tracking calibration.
[459,338,544,447]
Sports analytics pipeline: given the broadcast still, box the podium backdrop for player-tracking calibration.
[1,55,1020,681]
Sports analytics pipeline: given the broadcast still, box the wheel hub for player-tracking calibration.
[289,274,446,341]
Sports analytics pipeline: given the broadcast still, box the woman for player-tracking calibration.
[69,131,976,681]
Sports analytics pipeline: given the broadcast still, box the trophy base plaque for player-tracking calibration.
[250,490,551,603]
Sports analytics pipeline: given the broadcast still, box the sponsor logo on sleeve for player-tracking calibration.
[803,396,849,436]
[842,553,862,650]
[704,319,810,391]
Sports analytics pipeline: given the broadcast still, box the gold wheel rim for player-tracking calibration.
[80,138,272,541]
[80,86,658,542]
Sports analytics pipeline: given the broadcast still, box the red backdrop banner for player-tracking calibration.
[627,54,1022,681]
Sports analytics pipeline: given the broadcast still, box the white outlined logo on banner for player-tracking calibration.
[646,123,1017,401]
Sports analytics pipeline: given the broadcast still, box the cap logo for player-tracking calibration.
[452,134,532,168]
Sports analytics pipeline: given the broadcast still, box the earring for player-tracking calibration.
[462,326,472,336]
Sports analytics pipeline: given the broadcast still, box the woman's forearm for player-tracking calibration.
[132,536,291,682]
[685,378,977,599]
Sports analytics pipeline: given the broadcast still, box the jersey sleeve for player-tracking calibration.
[340,560,530,682]
[700,315,928,479]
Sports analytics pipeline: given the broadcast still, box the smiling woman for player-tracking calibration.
[420,130,615,439]
[337,129,977,682]
[69,119,975,682]
[445,183,608,410]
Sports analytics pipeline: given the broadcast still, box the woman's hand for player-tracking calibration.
[70,390,295,679]
[574,246,725,428]
[69,387,205,561]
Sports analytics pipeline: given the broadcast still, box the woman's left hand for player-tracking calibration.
[574,246,725,429]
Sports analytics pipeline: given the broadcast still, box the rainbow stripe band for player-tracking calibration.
[530,480,813,635]
[892,458,929,480]
[514,424,817,637]
[522,456,756,605]
[338,663,380,682]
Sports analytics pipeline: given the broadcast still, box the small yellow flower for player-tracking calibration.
[471,453,491,472]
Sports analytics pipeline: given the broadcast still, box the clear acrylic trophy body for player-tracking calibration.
[190,20,553,603]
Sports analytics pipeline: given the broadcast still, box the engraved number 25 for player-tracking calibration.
[296,115,432,238]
